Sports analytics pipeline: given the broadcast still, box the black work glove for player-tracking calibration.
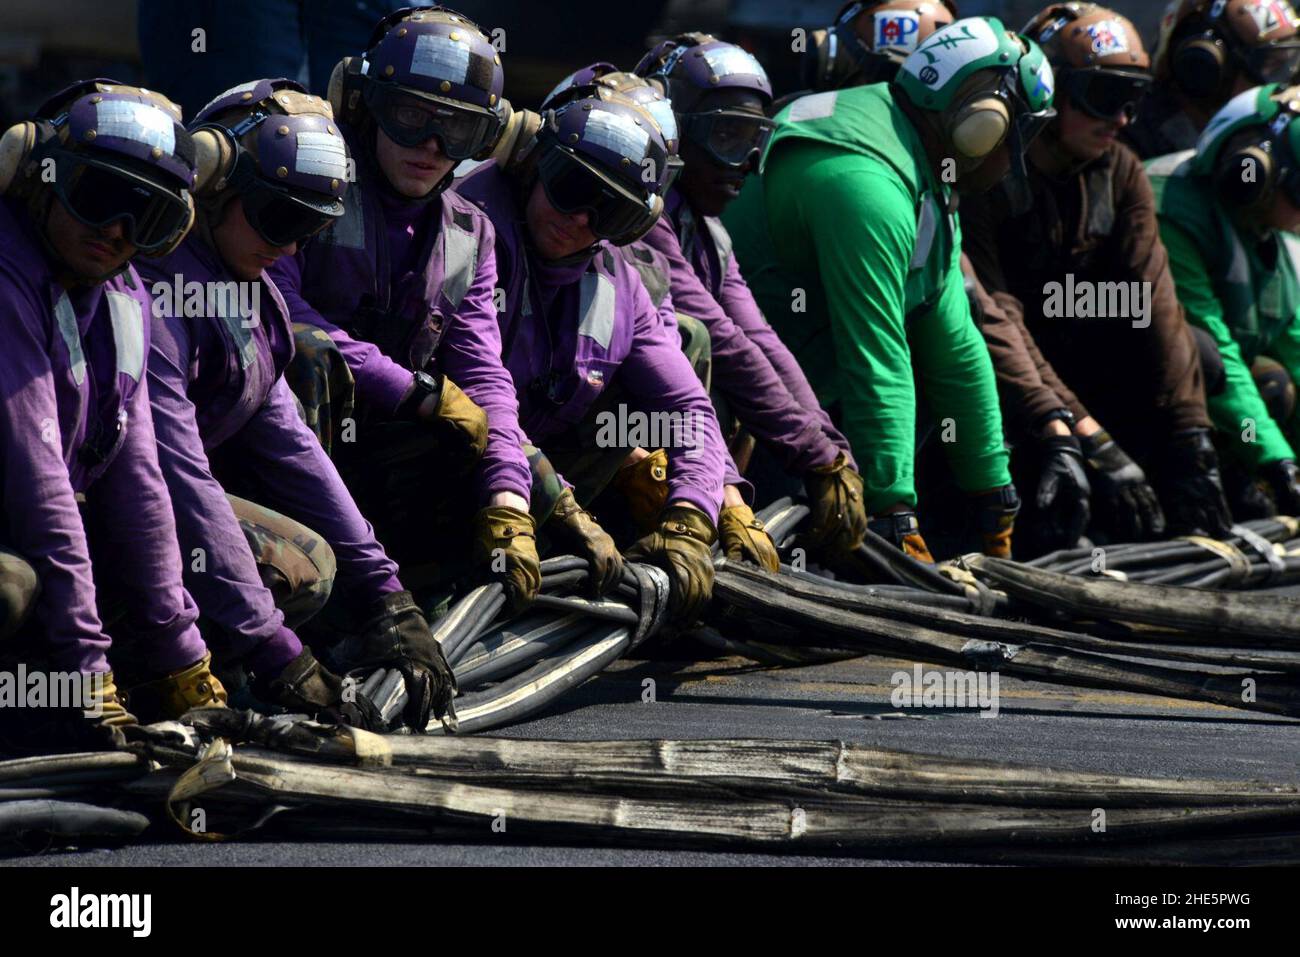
[1033,435,1091,550]
[1261,459,1300,516]
[1079,429,1166,541]
[350,590,457,730]
[262,646,384,731]
[624,505,717,624]
[1160,429,1234,538]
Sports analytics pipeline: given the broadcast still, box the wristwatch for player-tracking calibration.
[397,370,443,421]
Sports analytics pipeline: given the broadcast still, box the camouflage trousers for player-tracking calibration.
[0,496,334,674]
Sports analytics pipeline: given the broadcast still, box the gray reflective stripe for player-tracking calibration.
[910,193,938,271]
[441,218,478,308]
[54,292,86,386]
[214,286,258,370]
[1224,228,1250,286]
[106,291,145,382]
[1145,149,1195,179]
[787,91,837,122]
[323,185,366,249]
[1281,233,1300,284]
[577,272,616,349]
[704,216,733,276]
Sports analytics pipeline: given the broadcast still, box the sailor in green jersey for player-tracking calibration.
[1148,83,1300,518]
[723,16,1056,561]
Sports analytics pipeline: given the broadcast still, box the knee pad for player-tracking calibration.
[0,552,40,643]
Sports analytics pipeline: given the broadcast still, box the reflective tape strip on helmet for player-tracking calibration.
[294,130,348,180]
[94,99,176,154]
[577,272,616,349]
[410,33,472,85]
[105,291,145,382]
[54,291,87,386]
[441,213,479,308]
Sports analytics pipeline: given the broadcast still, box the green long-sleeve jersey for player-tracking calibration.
[723,84,1010,512]
[1147,149,1300,469]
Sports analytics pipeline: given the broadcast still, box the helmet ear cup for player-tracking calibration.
[328,57,368,126]
[0,121,40,194]
[949,94,1011,159]
[1171,33,1227,99]
[492,107,542,172]
[190,127,238,195]
[1215,142,1276,209]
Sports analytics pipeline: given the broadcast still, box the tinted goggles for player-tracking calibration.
[677,109,774,168]
[364,83,500,160]
[51,152,191,252]
[240,176,342,247]
[1063,68,1151,122]
[536,145,657,241]
[1239,41,1300,86]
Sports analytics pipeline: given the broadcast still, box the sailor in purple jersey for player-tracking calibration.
[268,6,543,610]
[455,90,729,622]
[0,81,225,752]
[535,66,782,573]
[633,35,871,560]
[137,79,454,732]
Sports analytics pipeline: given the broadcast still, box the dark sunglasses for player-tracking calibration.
[677,109,774,169]
[51,152,191,252]
[364,83,500,160]
[1063,68,1150,122]
[535,145,657,241]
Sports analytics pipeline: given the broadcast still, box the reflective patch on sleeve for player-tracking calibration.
[106,290,145,382]
[295,130,348,179]
[701,45,768,83]
[410,34,471,84]
[583,109,649,162]
[54,291,86,386]
[910,193,938,271]
[788,91,837,122]
[94,100,176,154]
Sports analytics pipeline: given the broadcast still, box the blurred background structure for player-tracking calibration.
[0,1,1164,124]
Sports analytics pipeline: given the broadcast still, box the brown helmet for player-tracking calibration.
[1154,0,1300,98]
[1023,4,1151,121]
[803,1,958,91]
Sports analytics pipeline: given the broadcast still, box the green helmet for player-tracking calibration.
[1192,82,1295,175]
[895,16,1055,114]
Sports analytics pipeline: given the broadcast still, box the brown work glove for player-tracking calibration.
[973,485,1020,560]
[121,652,228,723]
[625,504,717,624]
[473,505,542,612]
[549,487,624,597]
[400,372,489,472]
[867,511,935,564]
[718,503,780,572]
[351,590,457,730]
[612,449,669,534]
[261,646,383,730]
[803,452,869,558]
[0,671,136,755]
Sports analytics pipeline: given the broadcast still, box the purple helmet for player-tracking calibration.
[541,64,680,154]
[353,6,508,161]
[634,36,775,170]
[191,79,347,247]
[24,79,197,254]
[533,93,670,245]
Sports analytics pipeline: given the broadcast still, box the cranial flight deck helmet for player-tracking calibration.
[189,78,348,248]
[0,79,199,272]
